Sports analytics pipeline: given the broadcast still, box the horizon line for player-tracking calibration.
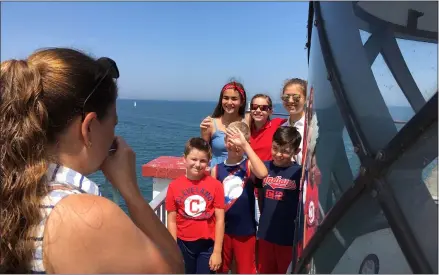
[117,98,414,108]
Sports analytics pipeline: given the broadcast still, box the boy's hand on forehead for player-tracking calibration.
[225,126,248,149]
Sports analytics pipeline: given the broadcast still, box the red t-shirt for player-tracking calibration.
[165,174,225,241]
[250,117,286,161]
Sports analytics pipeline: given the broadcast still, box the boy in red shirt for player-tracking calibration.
[166,137,226,274]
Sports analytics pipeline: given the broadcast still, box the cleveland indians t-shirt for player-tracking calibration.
[256,161,302,246]
[166,174,225,241]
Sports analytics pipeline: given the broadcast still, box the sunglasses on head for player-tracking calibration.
[80,57,120,155]
[250,104,271,112]
[82,57,120,121]
[281,94,302,103]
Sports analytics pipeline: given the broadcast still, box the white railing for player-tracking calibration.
[149,186,169,227]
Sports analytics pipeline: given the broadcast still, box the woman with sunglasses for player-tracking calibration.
[0,48,184,273]
[246,94,286,272]
[200,81,247,168]
[247,94,286,162]
[280,78,307,165]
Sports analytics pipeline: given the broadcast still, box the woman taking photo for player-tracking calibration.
[0,48,184,273]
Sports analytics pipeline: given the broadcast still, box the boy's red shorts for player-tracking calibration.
[220,234,257,274]
[257,238,298,274]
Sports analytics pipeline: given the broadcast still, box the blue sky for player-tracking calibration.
[1,2,437,106]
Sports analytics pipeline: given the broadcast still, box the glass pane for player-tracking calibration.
[396,38,438,102]
[359,29,371,45]
[306,192,412,274]
[305,15,362,219]
[385,123,438,272]
[423,157,438,202]
[342,127,361,179]
[305,2,437,273]
[370,53,415,125]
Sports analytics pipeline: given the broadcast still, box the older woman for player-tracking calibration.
[0,48,184,273]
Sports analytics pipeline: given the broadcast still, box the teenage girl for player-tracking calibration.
[200,81,247,168]
[280,78,307,164]
[247,94,286,161]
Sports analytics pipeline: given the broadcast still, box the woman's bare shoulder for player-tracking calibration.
[43,194,152,273]
[47,194,124,233]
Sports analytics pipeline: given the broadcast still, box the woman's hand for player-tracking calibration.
[200,116,213,130]
[101,136,140,200]
[209,252,222,272]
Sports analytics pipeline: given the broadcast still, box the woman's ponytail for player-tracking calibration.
[0,59,50,273]
[1,47,118,272]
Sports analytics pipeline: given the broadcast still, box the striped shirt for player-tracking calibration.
[30,163,101,274]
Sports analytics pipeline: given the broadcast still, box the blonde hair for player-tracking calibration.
[228,121,250,141]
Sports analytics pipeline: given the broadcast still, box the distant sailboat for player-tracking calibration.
[134,101,137,107]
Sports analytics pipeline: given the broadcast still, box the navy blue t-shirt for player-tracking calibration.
[215,158,257,236]
[256,160,302,246]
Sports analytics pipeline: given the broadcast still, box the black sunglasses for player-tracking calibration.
[82,57,120,121]
[250,104,271,112]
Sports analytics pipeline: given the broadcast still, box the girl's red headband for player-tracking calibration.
[221,82,246,99]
